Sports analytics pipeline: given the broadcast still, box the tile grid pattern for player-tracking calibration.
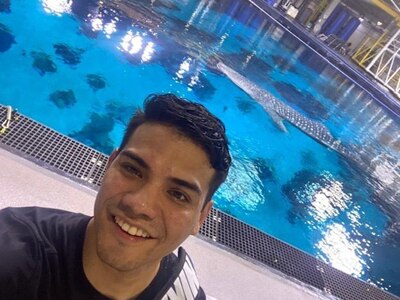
[0,105,107,186]
[0,105,398,300]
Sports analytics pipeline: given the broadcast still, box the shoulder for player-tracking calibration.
[161,247,207,300]
[0,207,40,263]
[0,206,88,221]
[0,207,42,296]
[0,207,90,297]
[0,206,90,250]
[0,206,90,239]
[0,206,86,263]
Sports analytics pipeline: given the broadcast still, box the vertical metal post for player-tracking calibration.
[366,29,400,71]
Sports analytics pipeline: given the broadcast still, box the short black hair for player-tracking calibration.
[119,94,231,204]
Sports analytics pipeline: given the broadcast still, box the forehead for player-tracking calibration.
[127,123,197,149]
[124,123,214,172]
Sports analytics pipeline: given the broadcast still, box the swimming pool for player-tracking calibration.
[1,0,399,295]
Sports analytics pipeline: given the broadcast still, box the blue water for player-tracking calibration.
[1,0,400,295]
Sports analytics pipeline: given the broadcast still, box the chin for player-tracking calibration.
[96,242,137,272]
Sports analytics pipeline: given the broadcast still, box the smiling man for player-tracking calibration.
[0,94,231,300]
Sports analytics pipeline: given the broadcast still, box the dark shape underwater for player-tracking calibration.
[0,0,11,13]
[236,97,255,113]
[218,50,274,84]
[190,72,216,101]
[273,81,329,120]
[31,51,57,75]
[49,90,76,108]
[270,54,302,76]
[300,150,318,168]
[86,74,106,91]
[70,112,115,154]
[0,23,15,52]
[252,157,276,182]
[54,43,85,66]
[105,101,134,126]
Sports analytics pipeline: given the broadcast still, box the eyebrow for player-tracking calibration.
[170,178,202,196]
[119,150,202,195]
[119,150,150,170]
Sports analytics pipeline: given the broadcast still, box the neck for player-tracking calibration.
[82,219,160,300]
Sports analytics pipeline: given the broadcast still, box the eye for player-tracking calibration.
[168,190,190,203]
[121,163,143,178]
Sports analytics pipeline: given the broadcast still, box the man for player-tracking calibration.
[0,94,231,300]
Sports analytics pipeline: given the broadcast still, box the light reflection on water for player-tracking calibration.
[219,155,265,212]
[175,58,201,91]
[317,223,366,277]
[287,170,375,278]
[41,0,72,16]
[283,170,353,225]
[302,172,351,222]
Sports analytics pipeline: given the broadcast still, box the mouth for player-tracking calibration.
[113,216,152,239]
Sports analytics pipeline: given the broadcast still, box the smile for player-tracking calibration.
[114,216,151,238]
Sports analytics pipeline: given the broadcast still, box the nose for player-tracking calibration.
[118,182,159,221]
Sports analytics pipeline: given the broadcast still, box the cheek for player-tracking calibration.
[95,174,125,206]
[93,192,103,216]
[94,185,108,206]
[165,210,199,235]
[93,185,115,218]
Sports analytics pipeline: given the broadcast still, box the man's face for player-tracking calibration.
[92,123,214,272]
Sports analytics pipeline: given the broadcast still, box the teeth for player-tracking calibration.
[128,226,137,236]
[114,216,150,238]
[122,223,130,232]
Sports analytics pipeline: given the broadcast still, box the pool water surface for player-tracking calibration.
[1,0,399,295]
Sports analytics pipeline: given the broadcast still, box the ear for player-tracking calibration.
[191,200,213,235]
[106,148,120,169]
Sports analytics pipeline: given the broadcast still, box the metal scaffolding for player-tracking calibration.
[365,29,400,98]
[352,32,388,67]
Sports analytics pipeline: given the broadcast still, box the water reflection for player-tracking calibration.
[142,42,155,62]
[103,20,117,38]
[175,57,200,89]
[307,179,351,222]
[90,17,103,31]
[118,30,155,62]
[121,31,143,54]
[283,170,352,224]
[41,0,72,16]
[317,223,366,277]
[217,153,266,212]
[280,166,387,280]
[88,9,118,38]
[176,58,191,79]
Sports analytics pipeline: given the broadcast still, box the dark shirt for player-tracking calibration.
[0,207,205,300]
